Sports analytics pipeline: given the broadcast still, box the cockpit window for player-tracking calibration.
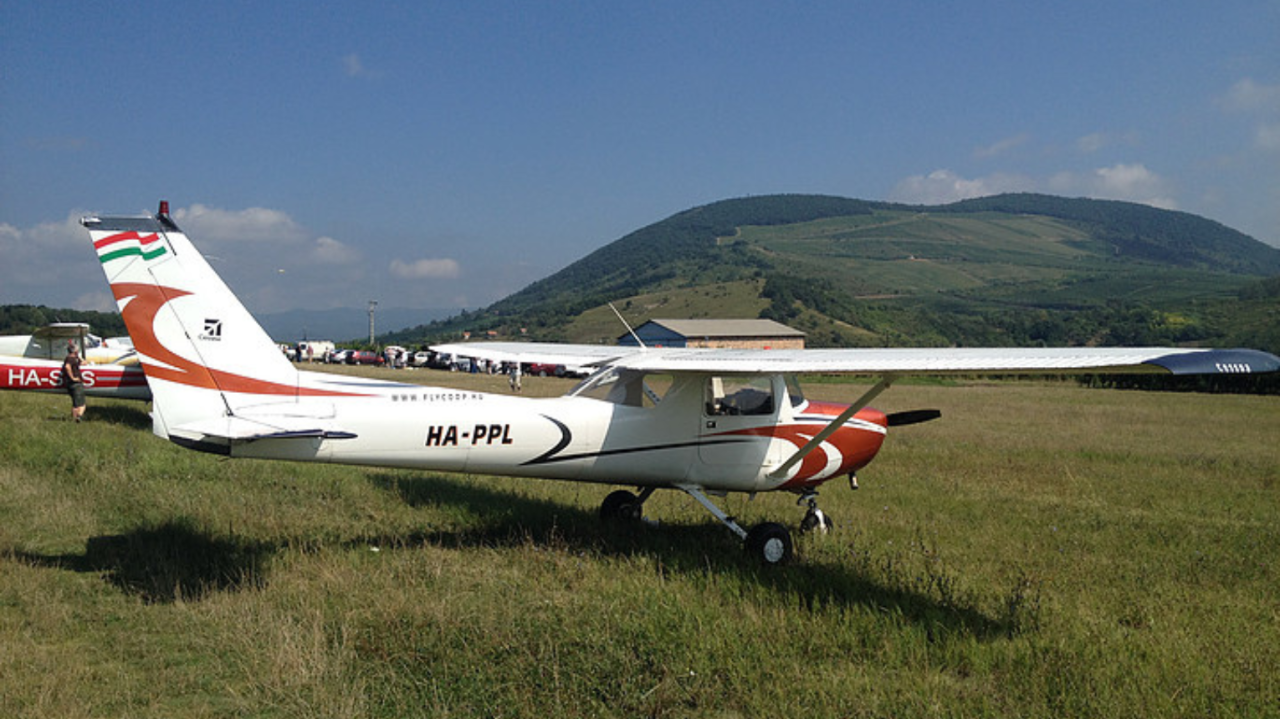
[705,376,775,416]
[569,368,673,408]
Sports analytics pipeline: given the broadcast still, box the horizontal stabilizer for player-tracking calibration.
[171,413,357,443]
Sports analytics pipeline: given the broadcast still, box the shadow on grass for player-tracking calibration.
[86,402,152,430]
[13,518,271,604]
[366,472,1016,640]
[9,473,1023,638]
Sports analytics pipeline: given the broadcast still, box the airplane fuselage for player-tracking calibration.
[223,371,888,495]
[0,356,150,400]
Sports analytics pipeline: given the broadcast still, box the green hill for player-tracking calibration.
[393,193,1280,352]
[0,305,128,337]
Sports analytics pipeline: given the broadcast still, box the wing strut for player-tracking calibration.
[768,375,895,480]
[677,484,749,540]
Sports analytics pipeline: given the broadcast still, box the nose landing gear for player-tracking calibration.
[797,492,834,535]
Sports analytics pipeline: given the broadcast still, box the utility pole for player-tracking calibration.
[367,300,378,346]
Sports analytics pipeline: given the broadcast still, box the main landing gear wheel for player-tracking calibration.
[676,485,794,566]
[745,522,793,565]
[600,489,651,522]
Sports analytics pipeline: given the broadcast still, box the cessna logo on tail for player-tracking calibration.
[200,318,223,341]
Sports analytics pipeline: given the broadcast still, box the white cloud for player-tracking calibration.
[343,53,365,77]
[0,204,384,312]
[21,213,87,249]
[1049,163,1177,210]
[1219,78,1280,113]
[71,291,117,313]
[389,257,461,280]
[172,204,306,243]
[1257,122,1280,152]
[1094,163,1164,198]
[1217,78,1280,152]
[1075,131,1140,155]
[343,53,379,79]
[0,211,108,308]
[888,169,1033,205]
[1076,133,1107,154]
[890,164,1177,210]
[974,133,1029,159]
[311,236,360,264]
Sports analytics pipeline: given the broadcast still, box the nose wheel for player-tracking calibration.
[798,493,834,535]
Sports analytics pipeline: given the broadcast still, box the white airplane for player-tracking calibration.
[0,322,150,400]
[81,204,1280,564]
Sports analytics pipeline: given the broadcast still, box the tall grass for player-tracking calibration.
[1,372,1277,717]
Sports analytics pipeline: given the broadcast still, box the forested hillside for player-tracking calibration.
[492,195,880,322]
[0,305,127,337]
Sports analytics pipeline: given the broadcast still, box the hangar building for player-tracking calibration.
[617,319,805,349]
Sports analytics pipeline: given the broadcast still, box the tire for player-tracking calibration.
[799,509,834,534]
[600,490,642,522]
[745,522,793,565]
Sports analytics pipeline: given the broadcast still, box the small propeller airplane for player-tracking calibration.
[0,322,150,400]
[81,203,1280,564]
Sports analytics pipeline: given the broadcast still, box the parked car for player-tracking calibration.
[328,349,353,364]
[527,362,565,377]
[297,340,334,362]
[347,350,385,366]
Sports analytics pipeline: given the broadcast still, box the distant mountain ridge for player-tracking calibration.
[390,193,1280,352]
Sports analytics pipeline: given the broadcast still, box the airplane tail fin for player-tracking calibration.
[81,203,311,445]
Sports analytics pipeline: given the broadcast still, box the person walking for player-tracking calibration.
[61,344,86,422]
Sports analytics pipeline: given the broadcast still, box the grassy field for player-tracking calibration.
[2,368,1277,717]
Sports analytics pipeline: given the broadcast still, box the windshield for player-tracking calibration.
[569,367,673,408]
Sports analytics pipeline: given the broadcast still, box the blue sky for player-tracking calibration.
[3,1,1278,316]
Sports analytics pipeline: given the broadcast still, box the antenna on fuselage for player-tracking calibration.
[609,302,646,349]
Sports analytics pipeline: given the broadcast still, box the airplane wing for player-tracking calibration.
[428,342,636,369]
[607,346,1280,375]
[430,342,1279,377]
[31,323,91,340]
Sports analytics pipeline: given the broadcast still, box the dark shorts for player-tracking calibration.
[68,382,86,408]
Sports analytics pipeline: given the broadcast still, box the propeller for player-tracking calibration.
[885,409,942,427]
